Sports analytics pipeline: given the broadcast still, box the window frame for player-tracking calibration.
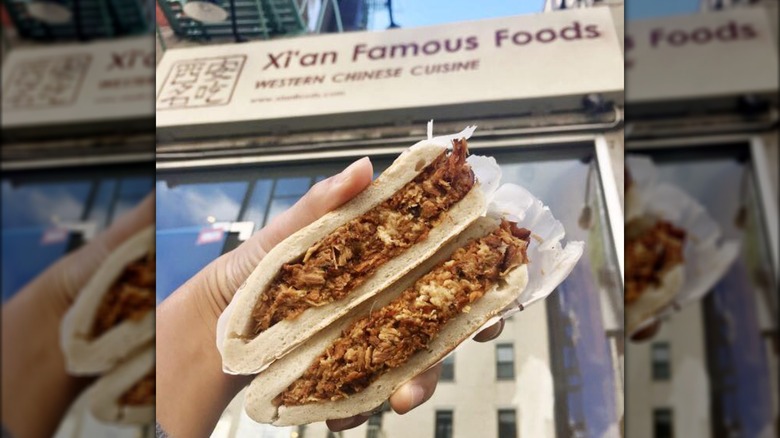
[497,408,518,438]
[440,354,455,382]
[627,134,778,287]
[495,343,515,381]
[434,409,454,438]
[651,342,671,381]
[652,407,674,438]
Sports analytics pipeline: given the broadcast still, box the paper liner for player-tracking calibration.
[217,126,583,372]
[626,155,740,335]
[467,183,584,340]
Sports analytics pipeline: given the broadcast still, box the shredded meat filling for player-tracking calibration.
[250,140,475,336]
[625,217,686,305]
[277,220,531,406]
[118,370,155,406]
[90,252,156,339]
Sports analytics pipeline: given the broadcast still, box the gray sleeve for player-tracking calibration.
[1,425,13,438]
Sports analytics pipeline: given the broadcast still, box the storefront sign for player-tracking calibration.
[626,7,778,102]
[155,8,623,140]
[1,36,155,130]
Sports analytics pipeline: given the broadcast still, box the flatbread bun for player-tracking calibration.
[626,265,684,335]
[245,217,528,425]
[222,142,486,374]
[87,345,154,425]
[61,226,155,375]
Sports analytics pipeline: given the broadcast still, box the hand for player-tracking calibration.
[326,319,505,432]
[1,194,154,438]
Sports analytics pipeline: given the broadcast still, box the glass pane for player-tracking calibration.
[156,227,228,302]
[112,177,154,218]
[241,180,273,232]
[496,345,514,363]
[498,409,517,438]
[156,180,249,229]
[499,153,620,437]
[1,180,91,228]
[157,142,623,438]
[86,179,117,230]
[1,167,152,302]
[652,343,670,361]
[627,145,777,437]
[2,227,72,301]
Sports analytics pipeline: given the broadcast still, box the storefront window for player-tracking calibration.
[653,408,674,438]
[1,165,152,301]
[157,138,623,437]
[495,343,515,380]
[630,142,777,438]
[434,410,453,438]
[652,343,671,380]
[497,409,517,438]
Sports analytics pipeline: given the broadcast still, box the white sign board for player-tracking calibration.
[626,7,779,103]
[155,8,623,140]
[1,36,155,130]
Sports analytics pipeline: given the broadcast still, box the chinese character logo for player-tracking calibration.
[2,54,91,109]
[156,55,246,110]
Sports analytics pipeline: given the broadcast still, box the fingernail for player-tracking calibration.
[334,157,369,184]
[408,384,425,409]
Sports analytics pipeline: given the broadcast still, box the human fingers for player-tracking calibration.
[389,362,443,415]
[473,318,505,343]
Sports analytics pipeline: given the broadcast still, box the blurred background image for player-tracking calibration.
[624,0,778,437]
[155,1,625,437]
[1,0,155,434]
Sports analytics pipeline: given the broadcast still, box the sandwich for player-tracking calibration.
[87,345,155,425]
[61,226,155,375]
[221,137,487,374]
[244,216,532,425]
[625,215,686,334]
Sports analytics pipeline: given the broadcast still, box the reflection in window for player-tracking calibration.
[496,344,515,380]
[435,410,453,438]
[2,171,152,300]
[241,180,273,232]
[653,408,673,438]
[154,144,622,437]
[497,409,517,438]
[652,343,671,380]
[265,178,315,224]
[647,149,776,437]
[155,181,248,229]
[441,354,455,382]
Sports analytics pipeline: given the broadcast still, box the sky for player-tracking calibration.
[366,0,706,30]
[368,0,544,30]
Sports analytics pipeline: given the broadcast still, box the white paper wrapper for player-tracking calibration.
[466,183,585,340]
[626,155,740,335]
